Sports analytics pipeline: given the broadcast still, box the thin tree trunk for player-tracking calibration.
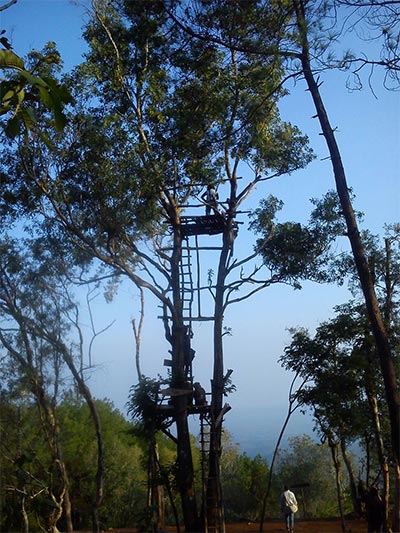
[17,409,30,533]
[35,383,72,533]
[259,374,305,531]
[133,293,165,532]
[64,490,73,533]
[147,438,157,532]
[132,286,145,380]
[155,451,180,533]
[207,217,236,533]
[393,463,400,533]
[293,2,400,529]
[363,431,372,487]
[153,443,165,531]
[60,348,104,533]
[170,220,199,532]
[328,438,347,532]
[20,494,29,533]
[147,440,165,532]
[365,388,390,531]
[340,438,361,517]
[0,325,73,532]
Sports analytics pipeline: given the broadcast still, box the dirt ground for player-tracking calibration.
[224,518,367,532]
[87,518,368,533]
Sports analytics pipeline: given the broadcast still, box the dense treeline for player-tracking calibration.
[0,393,357,532]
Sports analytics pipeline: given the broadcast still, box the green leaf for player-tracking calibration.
[0,86,25,107]
[20,107,36,130]
[42,75,74,105]
[18,69,49,88]
[38,85,52,108]
[0,49,24,69]
[4,114,21,137]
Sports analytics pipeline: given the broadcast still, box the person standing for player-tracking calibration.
[280,485,298,533]
[201,184,219,215]
[365,486,384,533]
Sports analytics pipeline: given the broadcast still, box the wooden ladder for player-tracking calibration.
[180,240,194,322]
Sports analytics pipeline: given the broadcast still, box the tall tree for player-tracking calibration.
[291,0,399,479]
[0,2,317,530]
[0,237,116,533]
[0,240,73,533]
[205,1,400,527]
[173,7,399,526]
[280,224,400,531]
[4,1,381,528]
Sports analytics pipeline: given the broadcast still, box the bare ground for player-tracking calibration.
[82,517,368,533]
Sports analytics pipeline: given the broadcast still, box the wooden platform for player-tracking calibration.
[155,403,211,417]
[180,215,225,237]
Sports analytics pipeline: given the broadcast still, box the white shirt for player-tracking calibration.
[280,489,298,513]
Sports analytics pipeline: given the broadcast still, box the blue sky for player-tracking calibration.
[2,0,399,453]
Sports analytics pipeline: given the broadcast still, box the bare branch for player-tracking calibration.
[132,286,145,381]
[0,0,17,13]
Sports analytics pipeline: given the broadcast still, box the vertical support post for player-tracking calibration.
[195,234,201,318]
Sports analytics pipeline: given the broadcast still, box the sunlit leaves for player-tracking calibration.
[0,42,72,139]
[252,190,349,287]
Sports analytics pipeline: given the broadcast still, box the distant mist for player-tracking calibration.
[223,403,316,459]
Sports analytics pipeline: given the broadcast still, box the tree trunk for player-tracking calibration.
[393,463,400,533]
[174,393,199,531]
[61,349,104,533]
[0,324,73,532]
[340,438,361,517]
[363,431,373,487]
[259,406,293,531]
[328,437,347,532]
[293,2,400,529]
[365,387,390,531]
[16,410,30,533]
[20,494,29,533]
[90,408,103,533]
[64,490,73,533]
[147,439,164,532]
[259,374,304,531]
[170,221,199,532]
[34,380,73,533]
[206,215,236,532]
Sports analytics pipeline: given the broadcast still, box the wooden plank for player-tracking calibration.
[160,387,193,397]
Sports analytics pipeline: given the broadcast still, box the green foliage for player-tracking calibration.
[275,435,352,519]
[0,393,148,531]
[280,224,400,462]
[0,41,72,138]
[1,388,369,529]
[220,432,269,521]
[127,376,167,435]
[252,190,350,288]
[0,398,45,532]
[281,313,376,445]
[0,0,316,255]
[57,395,146,529]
